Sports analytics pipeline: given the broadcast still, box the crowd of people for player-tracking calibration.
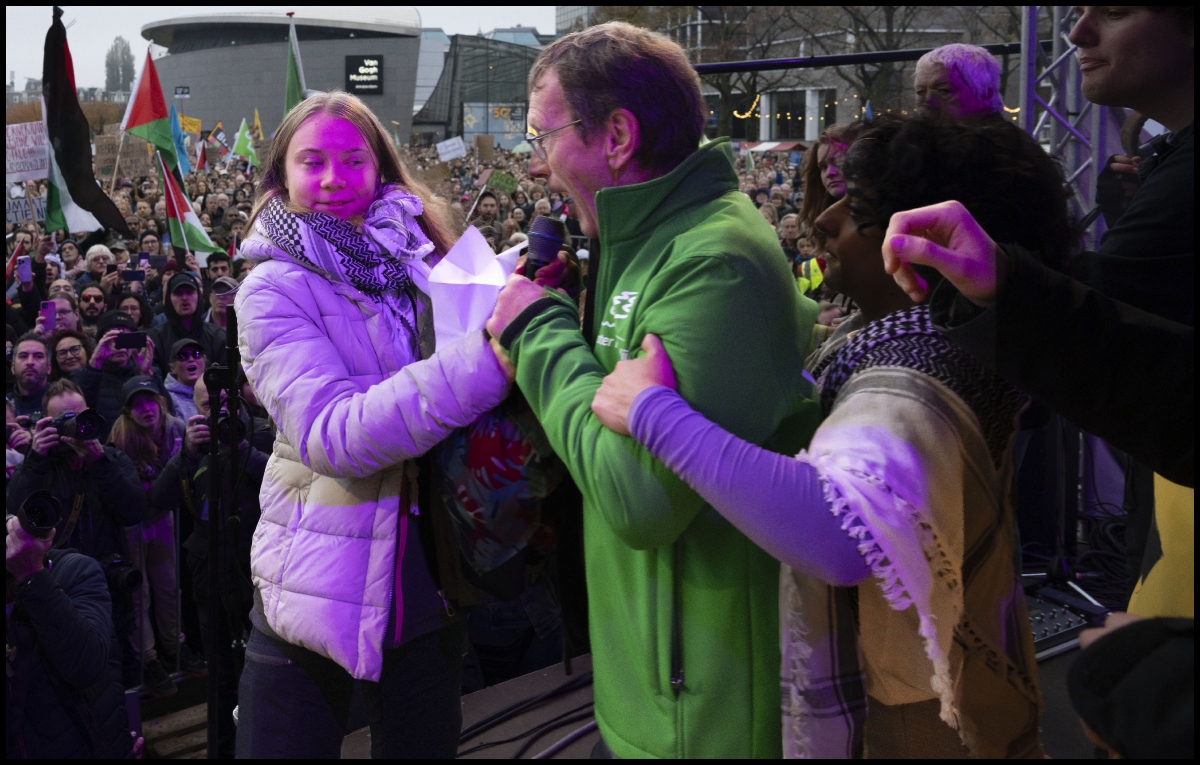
[6,6,1193,761]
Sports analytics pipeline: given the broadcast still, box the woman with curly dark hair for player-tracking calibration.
[116,290,154,330]
[591,114,1071,758]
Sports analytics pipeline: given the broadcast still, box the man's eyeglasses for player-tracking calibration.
[56,344,84,359]
[80,294,106,303]
[175,349,205,362]
[526,120,582,161]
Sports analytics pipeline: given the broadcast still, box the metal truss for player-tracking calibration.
[1019,6,1120,249]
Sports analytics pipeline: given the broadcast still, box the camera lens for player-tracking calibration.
[73,410,105,441]
[17,490,61,539]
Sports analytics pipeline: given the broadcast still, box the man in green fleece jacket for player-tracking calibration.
[487,22,819,758]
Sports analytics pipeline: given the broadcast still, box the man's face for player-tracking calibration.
[136,200,151,220]
[1068,7,1193,116]
[154,200,166,218]
[171,345,206,386]
[13,340,50,392]
[478,197,498,221]
[208,259,231,280]
[88,251,111,275]
[53,297,80,332]
[171,284,199,317]
[205,197,219,214]
[915,62,983,119]
[48,279,74,300]
[781,217,800,240]
[527,70,611,239]
[216,194,229,210]
[210,285,235,315]
[79,288,106,319]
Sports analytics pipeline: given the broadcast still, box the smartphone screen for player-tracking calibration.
[114,331,147,350]
[40,301,56,333]
[122,270,146,282]
[148,254,168,271]
[106,264,119,275]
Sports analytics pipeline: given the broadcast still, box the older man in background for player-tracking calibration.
[914,43,1005,120]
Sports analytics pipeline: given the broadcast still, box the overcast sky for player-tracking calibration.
[6,6,557,90]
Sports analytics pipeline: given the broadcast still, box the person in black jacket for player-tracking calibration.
[5,524,134,759]
[148,272,226,378]
[151,374,267,758]
[6,378,148,687]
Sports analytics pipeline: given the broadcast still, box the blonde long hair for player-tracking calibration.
[249,91,460,255]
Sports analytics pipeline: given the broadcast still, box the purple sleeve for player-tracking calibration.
[628,386,869,586]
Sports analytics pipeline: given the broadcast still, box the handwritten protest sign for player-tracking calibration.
[6,122,49,183]
[436,135,467,162]
[6,195,48,225]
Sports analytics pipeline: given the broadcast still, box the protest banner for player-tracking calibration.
[474,133,495,163]
[436,135,467,162]
[487,170,518,195]
[475,168,494,188]
[96,133,153,180]
[6,195,48,225]
[6,121,50,183]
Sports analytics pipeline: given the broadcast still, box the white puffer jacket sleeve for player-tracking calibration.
[236,259,509,478]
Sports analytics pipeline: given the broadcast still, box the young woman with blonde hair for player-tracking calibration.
[234,91,511,757]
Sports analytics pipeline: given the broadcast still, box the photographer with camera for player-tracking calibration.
[70,312,158,443]
[151,374,267,757]
[6,512,134,758]
[6,379,147,687]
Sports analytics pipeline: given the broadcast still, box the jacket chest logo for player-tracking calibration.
[597,291,638,357]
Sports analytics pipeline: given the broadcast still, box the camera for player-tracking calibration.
[98,552,142,594]
[15,490,61,539]
[215,410,246,446]
[50,409,106,441]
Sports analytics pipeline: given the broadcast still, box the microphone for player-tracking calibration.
[524,215,566,279]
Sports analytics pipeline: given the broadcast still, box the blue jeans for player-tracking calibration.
[236,621,466,759]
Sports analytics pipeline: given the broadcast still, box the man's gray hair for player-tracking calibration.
[85,244,113,269]
[918,43,1004,113]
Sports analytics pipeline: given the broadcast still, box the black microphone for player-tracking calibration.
[524,215,565,279]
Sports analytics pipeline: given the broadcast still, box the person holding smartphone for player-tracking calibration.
[69,312,157,443]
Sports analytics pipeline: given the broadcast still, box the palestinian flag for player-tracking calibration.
[121,50,177,170]
[156,151,222,257]
[194,141,207,172]
[41,7,129,236]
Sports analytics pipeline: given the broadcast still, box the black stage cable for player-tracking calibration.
[509,710,596,760]
[531,720,599,760]
[458,671,593,744]
[455,701,593,758]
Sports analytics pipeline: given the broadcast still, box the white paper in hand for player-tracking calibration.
[427,227,523,349]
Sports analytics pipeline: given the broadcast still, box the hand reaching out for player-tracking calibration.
[591,334,677,436]
[882,200,1007,306]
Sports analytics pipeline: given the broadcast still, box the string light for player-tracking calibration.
[1003,105,1021,113]
[732,94,760,120]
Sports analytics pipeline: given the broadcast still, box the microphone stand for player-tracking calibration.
[203,304,241,759]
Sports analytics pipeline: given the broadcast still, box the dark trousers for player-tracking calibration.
[236,621,466,759]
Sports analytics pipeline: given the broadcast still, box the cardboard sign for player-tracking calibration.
[95,133,152,180]
[436,135,467,162]
[422,161,452,184]
[6,121,49,183]
[474,133,495,163]
[6,195,48,224]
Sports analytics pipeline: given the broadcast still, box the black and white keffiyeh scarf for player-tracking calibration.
[255,184,437,355]
[256,184,435,306]
[812,304,1025,466]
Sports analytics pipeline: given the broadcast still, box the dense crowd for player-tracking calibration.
[6,7,1193,761]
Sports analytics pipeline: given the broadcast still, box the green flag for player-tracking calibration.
[232,118,259,167]
[284,16,306,117]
